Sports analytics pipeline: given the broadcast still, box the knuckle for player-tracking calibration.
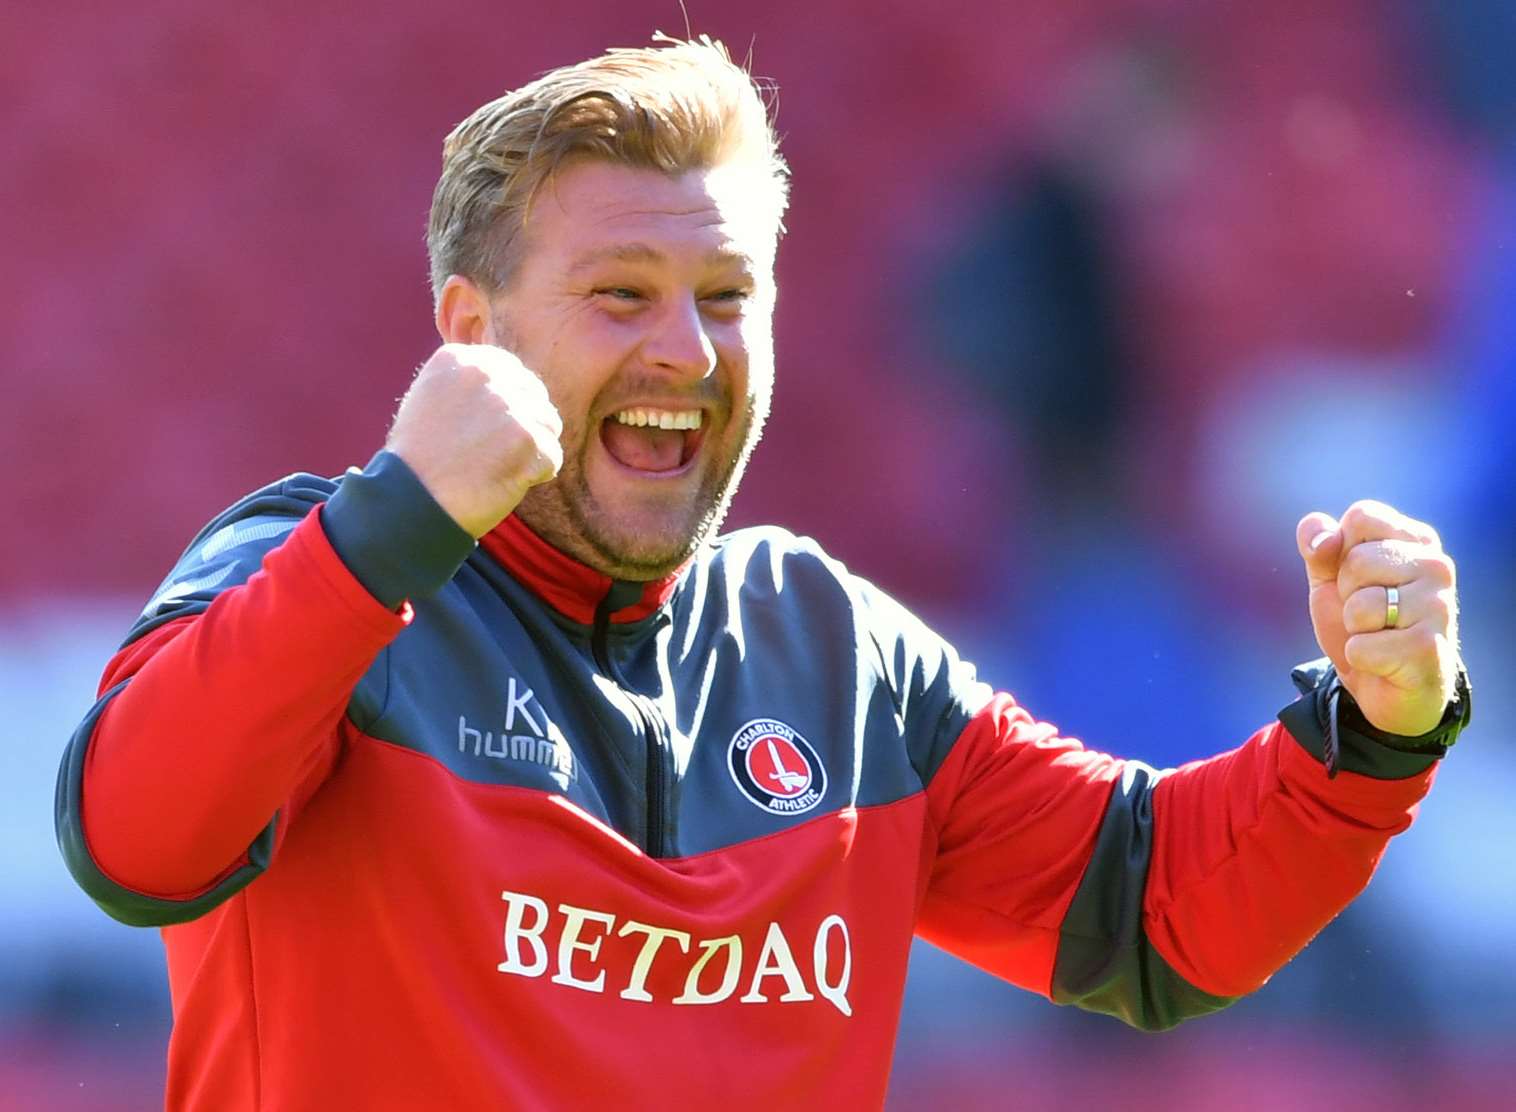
[513,372,546,401]
[1298,511,1332,539]
[413,358,446,386]
[1342,499,1385,528]
[452,357,489,386]
[1342,499,1421,544]
[533,424,563,460]
[1386,540,1421,575]
[508,366,549,400]
[436,342,476,369]
[1342,589,1376,632]
[517,398,557,432]
[1422,553,1456,587]
[1360,540,1385,570]
[1338,543,1374,586]
[483,347,519,374]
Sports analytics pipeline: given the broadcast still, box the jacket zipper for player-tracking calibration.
[591,593,668,857]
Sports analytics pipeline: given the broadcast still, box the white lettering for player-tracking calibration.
[617,920,691,1002]
[485,730,507,759]
[813,914,853,1017]
[505,677,543,736]
[672,935,743,1005]
[459,717,482,756]
[493,891,854,1015]
[550,904,617,993]
[740,921,814,1004]
[497,891,550,978]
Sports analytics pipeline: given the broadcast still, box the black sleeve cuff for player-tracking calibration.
[1277,657,1471,780]
[320,450,476,609]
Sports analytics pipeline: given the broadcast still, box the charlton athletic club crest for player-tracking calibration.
[727,718,827,816]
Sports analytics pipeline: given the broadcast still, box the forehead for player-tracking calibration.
[524,159,780,275]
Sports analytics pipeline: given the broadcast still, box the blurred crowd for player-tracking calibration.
[4,1,1512,1108]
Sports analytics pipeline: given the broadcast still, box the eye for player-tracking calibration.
[703,288,752,308]
[595,286,644,302]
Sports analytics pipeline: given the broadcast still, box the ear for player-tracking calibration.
[435,275,494,344]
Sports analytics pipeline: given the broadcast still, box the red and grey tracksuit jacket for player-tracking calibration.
[56,451,1453,1110]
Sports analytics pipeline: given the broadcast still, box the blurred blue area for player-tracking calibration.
[4,1,1513,1107]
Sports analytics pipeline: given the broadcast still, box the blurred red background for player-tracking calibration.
[5,2,1513,1108]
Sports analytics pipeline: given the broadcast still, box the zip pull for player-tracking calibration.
[1323,680,1341,779]
[591,581,643,676]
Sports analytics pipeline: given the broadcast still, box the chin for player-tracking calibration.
[598,537,698,579]
[520,419,758,581]
[579,504,713,579]
[517,484,715,581]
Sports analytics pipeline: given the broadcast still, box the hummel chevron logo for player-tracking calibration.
[459,676,577,789]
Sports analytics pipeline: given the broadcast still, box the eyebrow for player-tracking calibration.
[565,242,755,277]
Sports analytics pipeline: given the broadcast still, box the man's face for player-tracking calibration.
[488,158,779,581]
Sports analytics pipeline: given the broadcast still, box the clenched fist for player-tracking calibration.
[1297,500,1462,738]
[386,344,564,538]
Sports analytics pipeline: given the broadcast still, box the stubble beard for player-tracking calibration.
[514,393,767,581]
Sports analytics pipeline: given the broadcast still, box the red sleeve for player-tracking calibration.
[80,508,408,899]
[918,693,1124,997]
[1145,720,1434,996]
[919,693,1434,1009]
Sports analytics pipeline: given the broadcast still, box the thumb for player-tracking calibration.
[1296,512,1343,589]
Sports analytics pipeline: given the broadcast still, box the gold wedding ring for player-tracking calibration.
[1384,586,1400,630]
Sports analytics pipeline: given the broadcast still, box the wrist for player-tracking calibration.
[384,442,523,539]
[1339,667,1473,753]
[1278,658,1471,780]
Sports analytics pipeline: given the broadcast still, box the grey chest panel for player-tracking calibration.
[353,526,989,858]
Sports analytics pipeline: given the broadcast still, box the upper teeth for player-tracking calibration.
[613,408,702,430]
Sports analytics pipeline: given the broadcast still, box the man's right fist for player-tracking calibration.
[386,343,564,538]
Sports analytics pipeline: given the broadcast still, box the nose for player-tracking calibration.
[642,295,717,381]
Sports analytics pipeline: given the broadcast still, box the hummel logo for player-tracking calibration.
[458,677,577,789]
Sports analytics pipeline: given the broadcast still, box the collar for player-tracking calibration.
[478,515,688,626]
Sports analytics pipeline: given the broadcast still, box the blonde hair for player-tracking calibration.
[426,35,789,299]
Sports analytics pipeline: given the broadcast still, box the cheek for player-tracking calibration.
[540,327,632,416]
[731,319,774,396]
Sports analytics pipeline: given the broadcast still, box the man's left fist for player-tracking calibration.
[1296,500,1462,737]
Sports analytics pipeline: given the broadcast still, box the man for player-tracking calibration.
[57,36,1469,1110]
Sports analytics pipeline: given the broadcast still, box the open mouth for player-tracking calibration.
[600,407,707,475]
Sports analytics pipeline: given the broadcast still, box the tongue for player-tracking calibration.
[602,421,685,472]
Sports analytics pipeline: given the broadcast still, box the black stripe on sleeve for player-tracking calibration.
[1050,762,1236,1031]
[54,680,277,928]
